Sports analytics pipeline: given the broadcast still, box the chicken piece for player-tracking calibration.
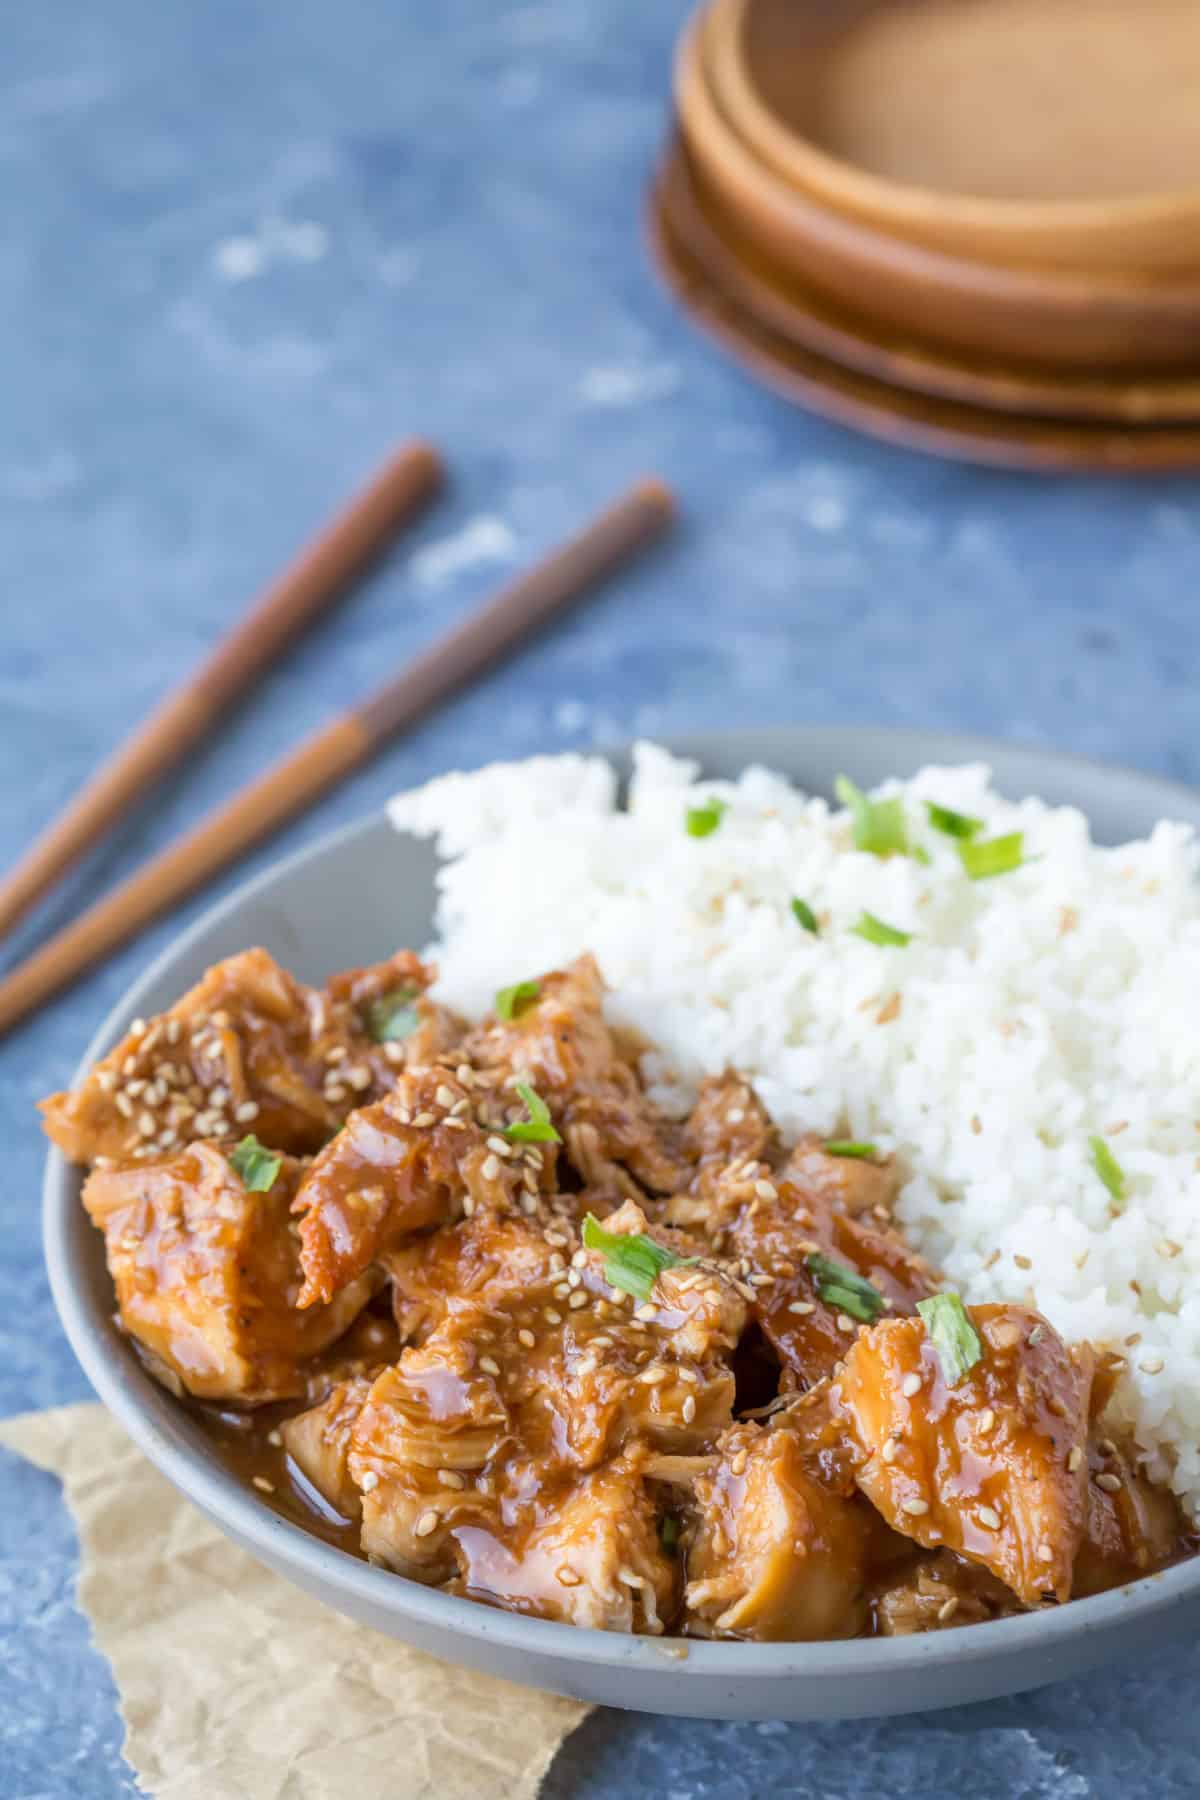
[1073,1432,1190,1596]
[684,1413,879,1641]
[324,956,464,1070]
[833,1304,1092,1606]
[82,1142,372,1404]
[725,1170,935,1390]
[292,1067,547,1307]
[41,947,443,1166]
[581,1198,747,1364]
[281,1375,375,1521]
[453,1455,676,1633]
[873,1550,1020,1634]
[347,1343,507,1578]
[665,1076,775,1232]
[380,1209,566,1345]
[463,955,688,1196]
[782,1135,900,1221]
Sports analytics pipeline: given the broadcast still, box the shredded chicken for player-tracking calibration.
[49,946,1195,1640]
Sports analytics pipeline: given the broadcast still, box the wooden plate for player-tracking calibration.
[712,0,1200,273]
[676,10,1200,372]
[661,143,1200,426]
[647,141,1200,471]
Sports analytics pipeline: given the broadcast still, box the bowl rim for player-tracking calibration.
[713,0,1200,254]
[42,724,1200,1691]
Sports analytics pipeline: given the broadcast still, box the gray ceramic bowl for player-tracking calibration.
[43,727,1200,1720]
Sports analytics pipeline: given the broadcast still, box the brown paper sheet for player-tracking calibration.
[0,1404,589,1799]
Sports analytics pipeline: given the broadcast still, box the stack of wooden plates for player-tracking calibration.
[649,0,1200,468]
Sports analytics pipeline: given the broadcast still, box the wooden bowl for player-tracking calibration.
[710,0,1200,274]
[658,141,1200,426]
[676,8,1200,371]
[647,148,1200,472]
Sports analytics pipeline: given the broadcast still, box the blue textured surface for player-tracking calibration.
[3,1,1200,1794]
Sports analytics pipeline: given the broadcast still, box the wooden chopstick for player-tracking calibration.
[0,439,444,941]
[0,476,674,1037]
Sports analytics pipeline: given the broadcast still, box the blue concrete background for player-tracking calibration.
[2,1,1199,1793]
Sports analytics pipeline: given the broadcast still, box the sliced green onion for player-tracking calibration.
[1089,1134,1126,1208]
[835,774,909,858]
[503,1080,561,1144]
[582,1213,697,1302]
[957,831,1026,881]
[807,1252,886,1324]
[917,1293,984,1386]
[824,1140,878,1160]
[686,797,727,838]
[366,987,421,1043]
[494,979,541,1022]
[229,1134,283,1193]
[926,801,983,840]
[791,897,819,934]
[852,911,912,947]
[659,1515,682,1555]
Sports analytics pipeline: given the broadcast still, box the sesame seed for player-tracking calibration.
[836,1313,856,1333]
[591,1334,613,1349]
[1068,1446,1084,1472]
[545,1308,562,1325]
[435,1084,457,1109]
[1098,1437,1117,1457]
[991,1322,1020,1349]
[137,1112,157,1138]
[125,1078,147,1098]
[415,1509,439,1537]
[1095,1470,1124,1493]
[479,1356,500,1376]
[252,1476,274,1494]
[1140,1357,1165,1375]
[1013,1254,1032,1270]
[977,1408,996,1434]
[553,1283,571,1301]
[234,1101,259,1123]
[977,1505,1002,1530]
[518,1329,535,1348]
[412,1111,436,1129]
[481,1155,501,1182]
[901,1373,922,1398]
[726,1108,745,1124]
[325,1083,348,1104]
[569,1291,588,1310]
[634,1303,658,1323]
[115,1093,134,1119]
[749,1273,774,1289]
[360,1471,380,1493]
[1036,1543,1054,1562]
[730,1449,748,1476]
[130,1017,147,1036]
[166,1019,182,1045]
[881,1440,898,1465]
[901,1498,929,1517]
[556,1565,582,1587]
[754,1179,777,1202]
[682,1395,697,1423]
[461,1195,475,1218]
[639,1367,669,1386]
[437,1469,465,1489]
[787,1300,815,1317]
[937,1597,959,1622]
[382,1042,405,1065]
[486,1136,513,1158]
[346,1066,372,1091]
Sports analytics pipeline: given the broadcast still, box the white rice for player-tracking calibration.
[389,744,1200,1515]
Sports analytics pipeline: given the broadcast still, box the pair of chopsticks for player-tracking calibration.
[0,446,675,1036]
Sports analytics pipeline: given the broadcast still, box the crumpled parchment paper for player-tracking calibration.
[0,1403,589,1799]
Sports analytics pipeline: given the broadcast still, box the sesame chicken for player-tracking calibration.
[41,947,448,1165]
[462,954,689,1196]
[82,1142,373,1404]
[50,946,1197,1641]
[833,1305,1092,1606]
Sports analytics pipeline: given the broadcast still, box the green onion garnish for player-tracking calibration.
[582,1213,696,1302]
[824,1140,878,1160]
[807,1252,886,1324]
[366,987,421,1043]
[926,801,983,840]
[686,797,727,838]
[917,1293,984,1386]
[835,775,909,858]
[660,1516,682,1555]
[502,1080,562,1144]
[1089,1134,1126,1209]
[495,979,541,1022]
[957,832,1026,881]
[852,911,912,947]
[791,897,819,934]
[229,1134,283,1193]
